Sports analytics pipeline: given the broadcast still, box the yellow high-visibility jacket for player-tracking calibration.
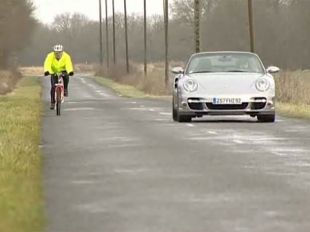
[44,51,74,74]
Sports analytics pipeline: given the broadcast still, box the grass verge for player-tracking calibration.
[0,70,22,94]
[94,76,170,100]
[0,76,44,232]
[96,68,310,119]
[277,102,310,119]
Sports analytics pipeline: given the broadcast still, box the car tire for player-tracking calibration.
[257,114,275,123]
[172,106,178,121]
[177,114,192,122]
[172,96,178,121]
[172,95,192,123]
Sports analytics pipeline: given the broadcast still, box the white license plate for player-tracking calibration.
[212,98,242,105]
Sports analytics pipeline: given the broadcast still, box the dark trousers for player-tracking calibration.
[50,73,69,103]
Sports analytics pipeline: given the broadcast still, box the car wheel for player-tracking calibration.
[172,96,178,121]
[257,114,275,123]
[172,95,192,123]
[172,105,178,121]
[177,114,192,122]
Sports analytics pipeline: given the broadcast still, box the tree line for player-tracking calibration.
[0,0,36,68]
[17,0,310,69]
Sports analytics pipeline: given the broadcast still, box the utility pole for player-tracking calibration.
[112,0,116,64]
[124,0,129,73]
[99,0,103,65]
[164,0,169,86]
[194,0,200,53]
[248,0,255,52]
[144,0,147,77]
[105,0,109,68]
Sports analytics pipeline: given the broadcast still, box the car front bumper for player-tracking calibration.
[177,95,275,116]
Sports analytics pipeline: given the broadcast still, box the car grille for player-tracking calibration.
[206,103,248,110]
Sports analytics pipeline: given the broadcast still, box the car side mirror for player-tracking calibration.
[171,67,184,75]
[266,66,280,74]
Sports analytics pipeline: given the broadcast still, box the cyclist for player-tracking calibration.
[44,44,74,110]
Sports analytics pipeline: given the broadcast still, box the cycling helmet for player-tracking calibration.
[53,44,64,52]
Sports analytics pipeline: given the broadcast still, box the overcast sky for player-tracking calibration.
[32,0,164,24]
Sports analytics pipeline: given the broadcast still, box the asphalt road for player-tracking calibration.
[42,74,310,232]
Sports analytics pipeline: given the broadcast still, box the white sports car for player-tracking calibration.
[172,52,280,122]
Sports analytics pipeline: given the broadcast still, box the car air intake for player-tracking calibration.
[188,98,204,110]
[251,97,267,110]
[206,103,248,110]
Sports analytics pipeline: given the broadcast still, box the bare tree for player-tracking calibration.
[18,0,310,70]
[53,13,71,33]
[0,0,36,68]
[170,0,214,24]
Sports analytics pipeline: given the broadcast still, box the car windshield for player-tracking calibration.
[186,53,265,74]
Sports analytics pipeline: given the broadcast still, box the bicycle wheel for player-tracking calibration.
[56,87,61,116]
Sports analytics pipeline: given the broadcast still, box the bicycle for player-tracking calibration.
[54,73,65,116]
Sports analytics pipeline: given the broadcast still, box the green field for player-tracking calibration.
[0,76,44,232]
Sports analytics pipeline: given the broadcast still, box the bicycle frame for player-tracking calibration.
[54,74,65,116]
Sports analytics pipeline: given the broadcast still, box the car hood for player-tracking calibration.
[183,72,274,95]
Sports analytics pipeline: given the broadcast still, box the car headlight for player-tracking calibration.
[183,79,198,92]
[255,78,270,92]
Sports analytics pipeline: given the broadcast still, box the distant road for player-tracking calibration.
[43,74,310,232]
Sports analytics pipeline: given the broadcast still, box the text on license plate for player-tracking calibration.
[213,98,242,105]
